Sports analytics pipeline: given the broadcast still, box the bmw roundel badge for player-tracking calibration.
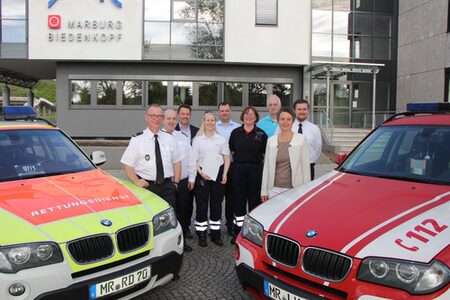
[306,230,317,238]
[100,219,112,227]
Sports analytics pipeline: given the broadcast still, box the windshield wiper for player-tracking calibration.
[339,168,364,176]
[374,174,434,184]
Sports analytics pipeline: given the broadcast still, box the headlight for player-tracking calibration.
[152,208,178,236]
[358,258,449,294]
[0,242,63,273]
[242,216,264,247]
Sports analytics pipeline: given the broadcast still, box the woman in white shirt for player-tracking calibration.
[191,112,230,247]
[261,107,310,202]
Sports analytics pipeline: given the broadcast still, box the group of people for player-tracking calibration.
[120,96,322,251]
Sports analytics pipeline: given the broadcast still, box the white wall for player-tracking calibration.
[28,0,142,60]
[225,0,310,65]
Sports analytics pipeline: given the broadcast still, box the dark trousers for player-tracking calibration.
[184,189,194,231]
[194,167,225,239]
[175,178,189,234]
[310,163,316,180]
[146,178,176,208]
[232,163,263,236]
[224,164,234,231]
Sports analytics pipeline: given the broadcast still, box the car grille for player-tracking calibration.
[117,223,150,253]
[67,235,114,264]
[266,234,300,267]
[302,247,352,281]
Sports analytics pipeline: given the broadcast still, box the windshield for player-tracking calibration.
[0,129,95,182]
[339,125,450,185]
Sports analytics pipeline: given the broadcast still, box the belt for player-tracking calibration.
[147,178,172,185]
[138,175,172,185]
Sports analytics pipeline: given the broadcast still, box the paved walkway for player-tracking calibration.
[104,154,337,300]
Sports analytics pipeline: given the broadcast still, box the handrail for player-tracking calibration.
[314,109,334,145]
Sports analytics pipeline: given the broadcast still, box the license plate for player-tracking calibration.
[264,280,307,300]
[89,266,151,299]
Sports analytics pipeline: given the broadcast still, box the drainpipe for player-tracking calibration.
[325,66,331,129]
[371,68,379,129]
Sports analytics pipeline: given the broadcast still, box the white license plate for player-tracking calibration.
[264,280,307,300]
[89,266,151,299]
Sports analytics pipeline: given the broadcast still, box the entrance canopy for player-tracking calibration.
[308,61,385,129]
[0,68,38,89]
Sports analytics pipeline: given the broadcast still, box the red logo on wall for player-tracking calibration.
[48,15,61,29]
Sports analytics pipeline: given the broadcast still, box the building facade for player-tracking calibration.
[0,0,404,137]
[397,0,450,109]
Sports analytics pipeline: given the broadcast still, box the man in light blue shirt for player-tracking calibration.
[216,101,240,237]
[216,102,240,140]
[257,95,281,137]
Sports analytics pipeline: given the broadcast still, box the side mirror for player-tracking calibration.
[336,153,347,165]
[91,151,106,166]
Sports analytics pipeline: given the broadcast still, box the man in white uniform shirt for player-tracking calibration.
[175,104,198,239]
[215,102,240,236]
[121,105,182,207]
[292,99,322,180]
[162,109,195,252]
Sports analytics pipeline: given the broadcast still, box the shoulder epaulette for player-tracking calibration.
[132,131,143,137]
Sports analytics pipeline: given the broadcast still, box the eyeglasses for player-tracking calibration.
[147,114,164,119]
[244,112,256,117]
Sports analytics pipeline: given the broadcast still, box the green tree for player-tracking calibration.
[1,80,56,102]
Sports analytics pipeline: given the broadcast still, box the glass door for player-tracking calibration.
[332,83,351,127]
[312,82,327,126]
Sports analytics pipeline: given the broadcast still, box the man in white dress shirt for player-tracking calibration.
[121,105,181,207]
[162,109,195,252]
[292,99,322,180]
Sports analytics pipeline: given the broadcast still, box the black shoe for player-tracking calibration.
[211,237,223,246]
[183,244,193,252]
[198,232,207,247]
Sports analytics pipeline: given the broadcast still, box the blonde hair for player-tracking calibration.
[196,112,218,137]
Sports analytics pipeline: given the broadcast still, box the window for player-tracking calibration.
[198,82,219,106]
[145,0,171,21]
[448,0,450,32]
[173,82,193,105]
[256,0,277,26]
[122,81,143,105]
[143,0,224,60]
[249,83,267,107]
[1,0,27,43]
[97,81,117,105]
[273,84,292,106]
[224,83,243,106]
[148,81,168,105]
[71,81,91,105]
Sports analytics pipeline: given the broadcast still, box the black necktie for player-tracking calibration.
[154,134,164,184]
[298,123,303,134]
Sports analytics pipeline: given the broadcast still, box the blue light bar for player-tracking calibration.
[407,102,450,112]
[0,106,37,118]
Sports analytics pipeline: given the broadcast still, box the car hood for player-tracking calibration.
[251,171,450,263]
[0,169,166,244]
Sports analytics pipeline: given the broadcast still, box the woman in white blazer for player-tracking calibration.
[261,107,311,201]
